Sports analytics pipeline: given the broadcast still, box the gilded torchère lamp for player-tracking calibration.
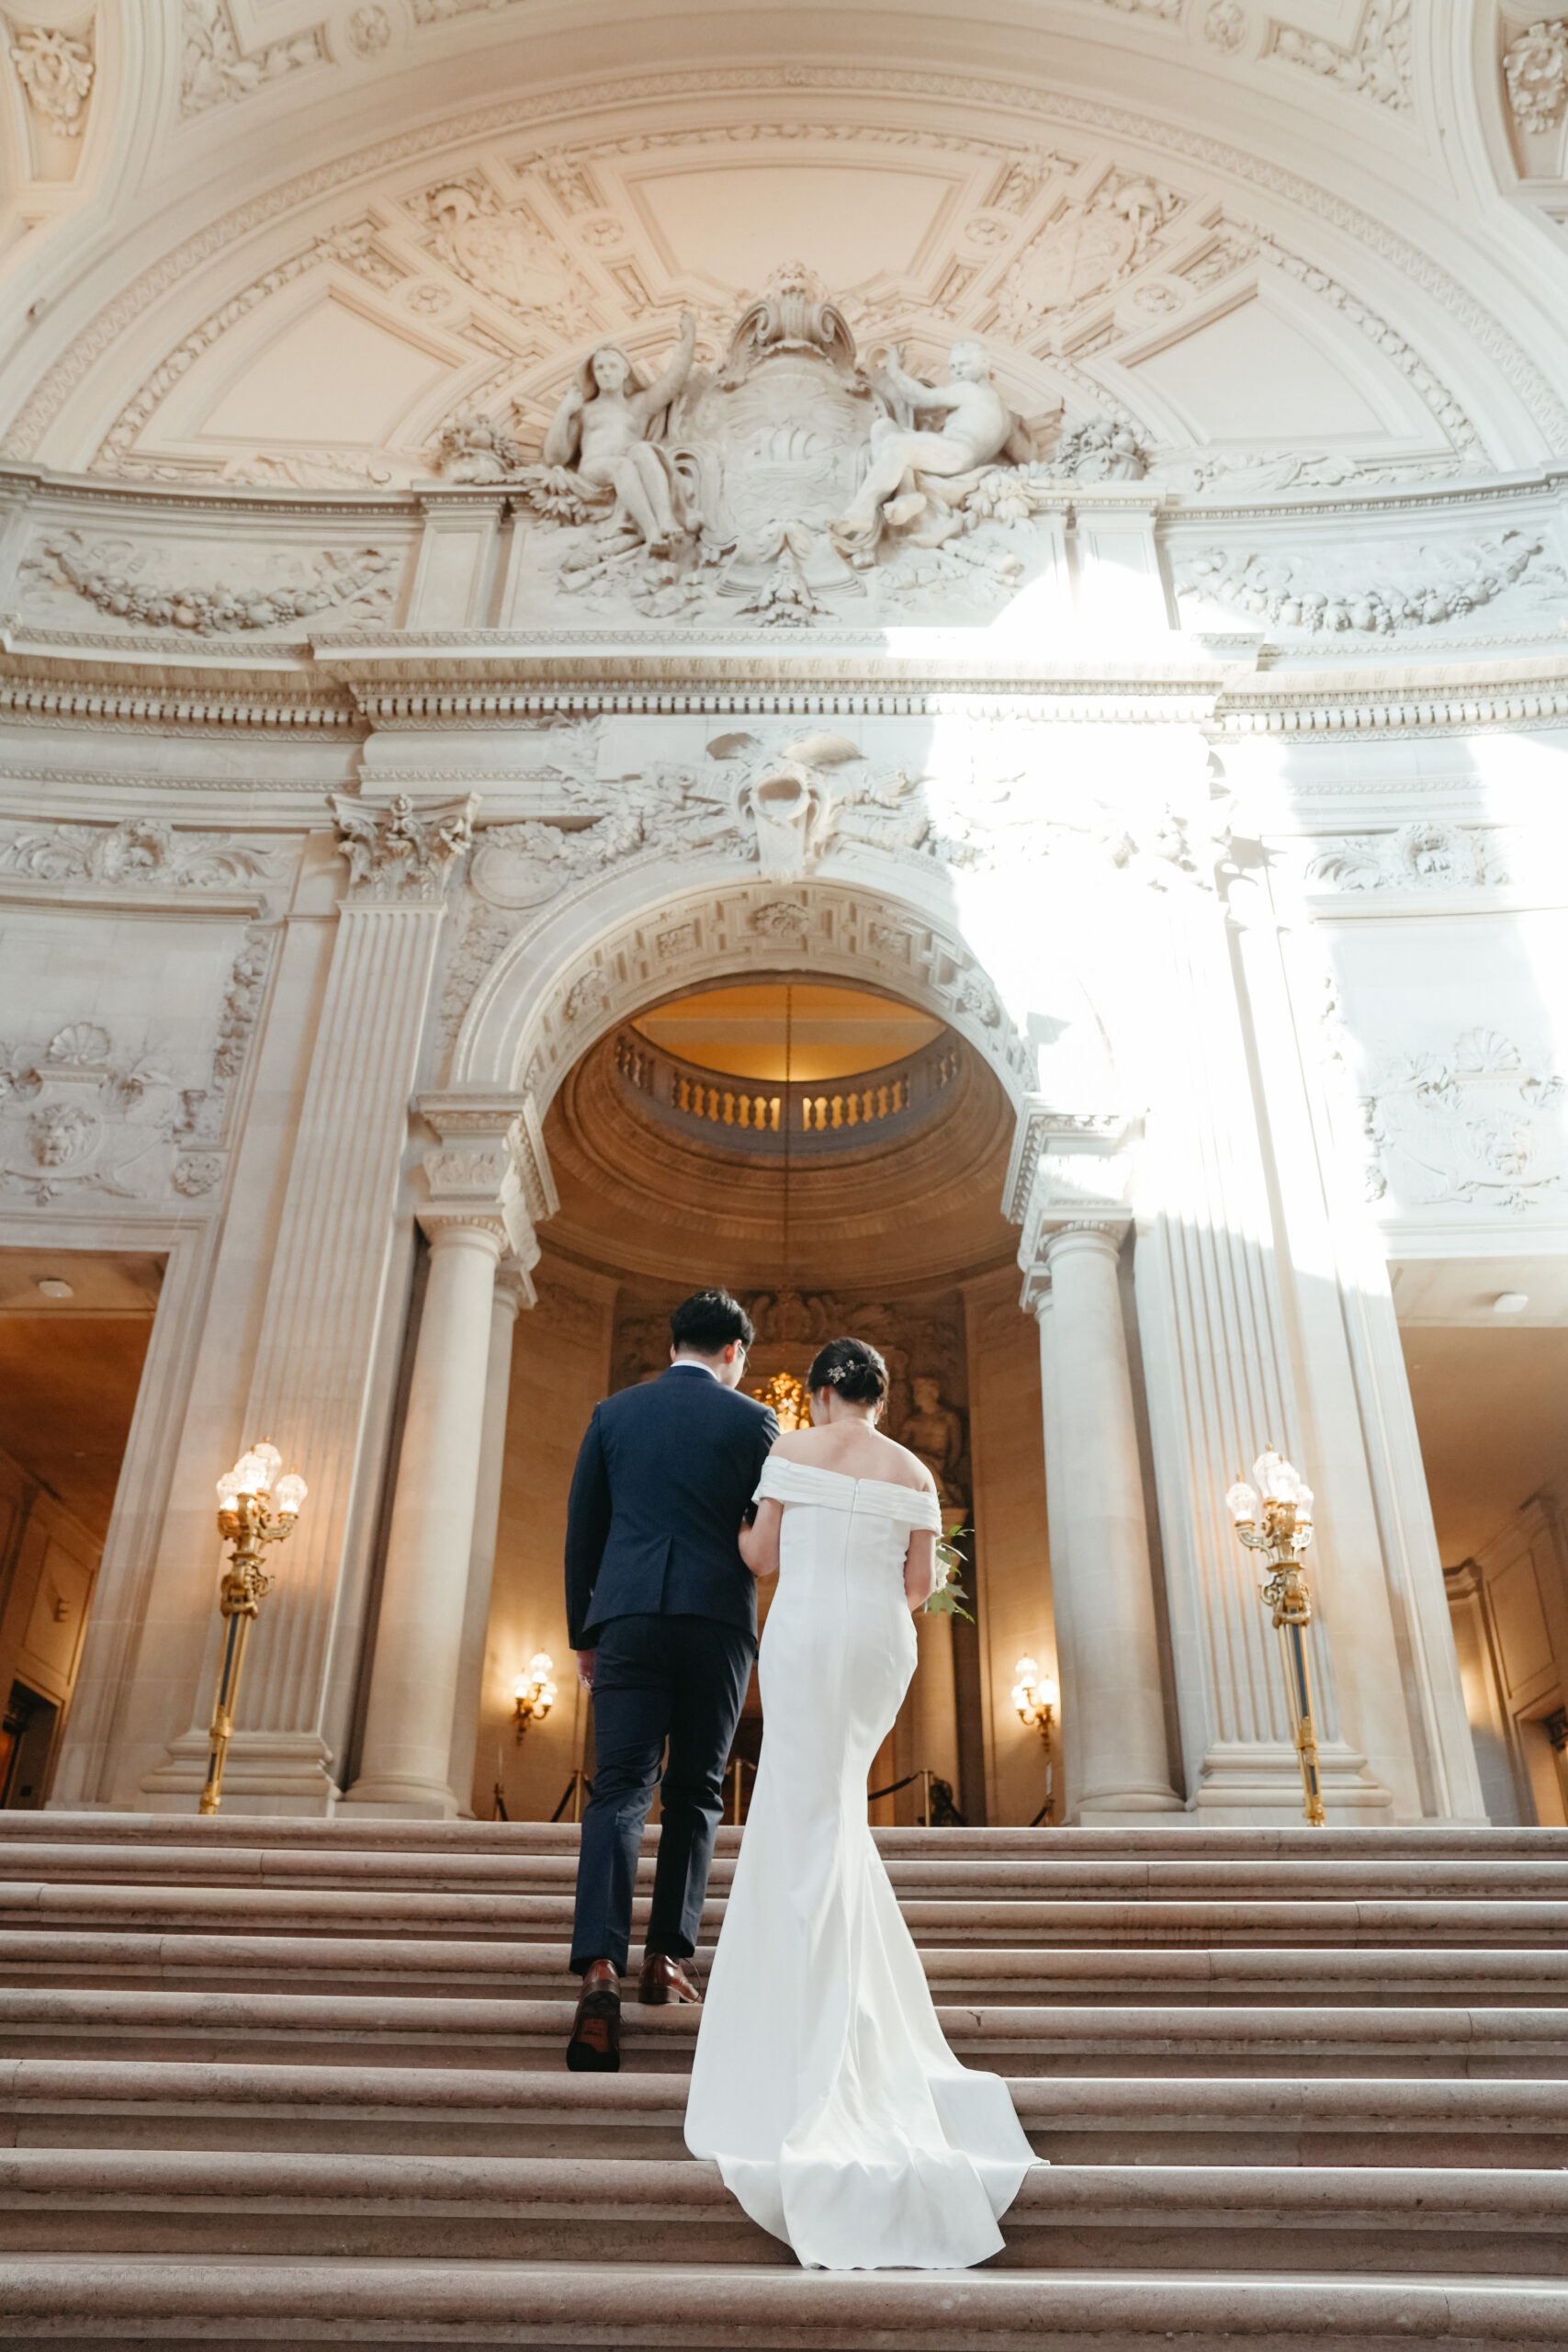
[199,1442,307,1815]
[513,1652,558,1741]
[1225,1447,1326,1828]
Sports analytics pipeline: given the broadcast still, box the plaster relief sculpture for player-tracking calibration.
[540,313,698,552]
[173,1152,226,1196]
[1361,1029,1566,1217]
[179,0,327,117]
[22,536,395,635]
[1269,0,1413,113]
[0,819,279,891]
[333,795,477,902]
[469,764,748,910]
[9,21,94,133]
[346,6,392,57]
[1305,825,1508,892]
[831,341,1026,556]
[1051,418,1149,480]
[423,181,593,338]
[1505,18,1568,130]
[1201,3,1249,51]
[0,1024,192,1204]
[435,269,1069,626]
[991,175,1180,337]
[1177,531,1560,634]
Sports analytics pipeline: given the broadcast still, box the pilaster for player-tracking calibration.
[1129,881,1398,1824]
[141,796,475,1813]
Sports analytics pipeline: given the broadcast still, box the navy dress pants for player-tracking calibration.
[570,1612,754,1977]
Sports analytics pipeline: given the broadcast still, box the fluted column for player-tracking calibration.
[1032,1289,1081,1818]
[344,1091,553,1816]
[1036,1223,1181,1819]
[446,1262,528,1814]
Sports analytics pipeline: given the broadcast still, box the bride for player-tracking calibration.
[683,1336,1040,2270]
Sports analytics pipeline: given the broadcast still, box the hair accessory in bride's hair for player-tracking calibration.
[805,1336,889,1406]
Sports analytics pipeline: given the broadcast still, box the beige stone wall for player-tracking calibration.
[470,1265,615,1822]
[964,1271,1055,1828]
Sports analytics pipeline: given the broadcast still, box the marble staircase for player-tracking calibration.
[0,1815,1565,2349]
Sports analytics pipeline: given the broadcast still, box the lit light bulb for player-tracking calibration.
[1252,1449,1299,1503]
[1015,1656,1039,1682]
[1040,1675,1059,1709]
[274,1470,308,1518]
[1225,1478,1259,1526]
[216,1470,242,1507]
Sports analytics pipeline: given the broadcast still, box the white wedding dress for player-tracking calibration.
[683,1456,1040,2270]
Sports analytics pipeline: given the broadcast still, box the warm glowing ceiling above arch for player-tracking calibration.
[5,3,1568,494]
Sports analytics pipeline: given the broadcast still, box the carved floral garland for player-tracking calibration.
[1178,531,1557,634]
[24,536,396,636]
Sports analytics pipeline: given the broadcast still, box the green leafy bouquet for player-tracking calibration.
[924,1526,975,1622]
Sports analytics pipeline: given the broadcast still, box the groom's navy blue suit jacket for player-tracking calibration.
[565,1363,779,1649]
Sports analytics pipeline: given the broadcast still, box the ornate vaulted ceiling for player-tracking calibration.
[3,3,1568,496]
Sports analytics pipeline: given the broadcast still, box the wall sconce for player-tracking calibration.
[199,1442,307,1815]
[1225,1446,1325,1827]
[1012,1655,1058,1741]
[513,1651,557,1742]
[1012,1655,1059,1827]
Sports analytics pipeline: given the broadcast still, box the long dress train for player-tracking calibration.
[683,1456,1040,2271]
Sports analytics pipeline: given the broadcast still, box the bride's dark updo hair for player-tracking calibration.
[806,1336,889,1407]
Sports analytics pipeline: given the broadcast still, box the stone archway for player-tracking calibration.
[450,864,1038,1125]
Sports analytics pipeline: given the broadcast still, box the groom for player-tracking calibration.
[563,1287,778,2071]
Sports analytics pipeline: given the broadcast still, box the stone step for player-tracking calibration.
[8,1841,1568,1903]
[6,2060,1565,2168]
[4,1987,1562,2076]
[2,2148,1565,2273]
[5,1880,1562,1946]
[6,1814,1565,1861]
[5,2258,1566,2352]
[4,1929,1563,2007]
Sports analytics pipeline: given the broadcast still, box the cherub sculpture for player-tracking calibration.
[542,313,697,552]
[834,340,1023,550]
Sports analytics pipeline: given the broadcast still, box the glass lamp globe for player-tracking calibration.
[274,1470,308,1518]
[1225,1478,1259,1526]
[231,1450,268,1497]
[216,1469,242,1507]
[1039,1674,1060,1709]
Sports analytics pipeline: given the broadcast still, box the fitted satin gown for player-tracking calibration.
[684,1457,1039,2270]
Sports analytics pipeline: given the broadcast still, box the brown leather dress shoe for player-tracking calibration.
[566,1958,621,2072]
[637,1951,702,2006]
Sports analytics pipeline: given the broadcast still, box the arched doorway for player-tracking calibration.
[469,960,1055,1829]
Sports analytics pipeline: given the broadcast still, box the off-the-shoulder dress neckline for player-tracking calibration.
[764,1458,936,1504]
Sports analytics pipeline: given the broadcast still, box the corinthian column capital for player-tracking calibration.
[332,793,477,905]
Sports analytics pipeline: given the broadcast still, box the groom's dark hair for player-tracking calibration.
[671,1287,754,1355]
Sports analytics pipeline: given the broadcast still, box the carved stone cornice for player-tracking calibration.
[1212,656,1568,740]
